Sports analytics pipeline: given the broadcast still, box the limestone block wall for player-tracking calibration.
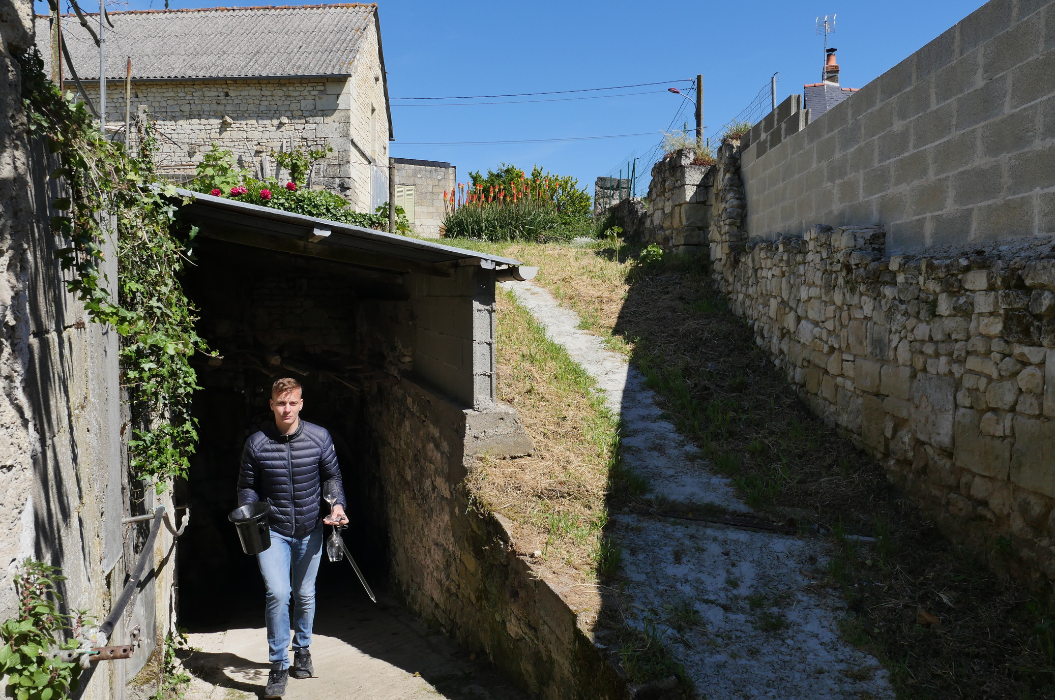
[739,0,1055,253]
[392,158,456,238]
[643,148,711,253]
[4,8,173,697]
[78,19,390,213]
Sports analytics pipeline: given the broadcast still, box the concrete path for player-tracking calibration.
[182,593,527,700]
[501,281,894,700]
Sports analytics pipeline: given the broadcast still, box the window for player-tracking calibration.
[395,185,415,223]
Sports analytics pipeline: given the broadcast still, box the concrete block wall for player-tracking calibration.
[393,159,456,238]
[409,267,497,411]
[740,0,1055,253]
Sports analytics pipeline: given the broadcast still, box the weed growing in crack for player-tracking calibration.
[617,622,695,698]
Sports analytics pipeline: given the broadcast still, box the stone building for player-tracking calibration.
[38,4,394,211]
[392,157,456,238]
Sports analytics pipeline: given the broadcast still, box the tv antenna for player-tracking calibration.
[816,14,836,52]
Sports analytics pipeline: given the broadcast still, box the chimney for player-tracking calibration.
[823,48,840,84]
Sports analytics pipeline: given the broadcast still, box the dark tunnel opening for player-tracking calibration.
[176,238,403,625]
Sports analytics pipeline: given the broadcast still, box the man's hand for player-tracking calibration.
[323,504,348,526]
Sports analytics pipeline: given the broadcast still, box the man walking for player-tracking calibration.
[237,377,348,698]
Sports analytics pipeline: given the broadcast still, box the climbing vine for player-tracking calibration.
[17,49,209,492]
[0,561,88,700]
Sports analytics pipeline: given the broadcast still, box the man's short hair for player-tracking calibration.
[272,377,302,398]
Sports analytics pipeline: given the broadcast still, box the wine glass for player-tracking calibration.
[323,480,343,562]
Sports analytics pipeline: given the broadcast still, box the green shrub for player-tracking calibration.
[186,144,408,233]
[443,199,577,243]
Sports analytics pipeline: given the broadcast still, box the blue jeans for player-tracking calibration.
[257,526,323,668]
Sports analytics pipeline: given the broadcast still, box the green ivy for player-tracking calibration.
[0,561,86,700]
[17,48,209,492]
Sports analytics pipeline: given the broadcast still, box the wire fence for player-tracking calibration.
[599,74,779,202]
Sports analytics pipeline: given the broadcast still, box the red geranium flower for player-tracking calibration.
[210,188,221,196]
[286,182,296,191]
[260,189,272,200]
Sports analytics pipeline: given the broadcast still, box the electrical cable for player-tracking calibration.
[391,89,667,107]
[393,132,658,146]
[393,79,692,100]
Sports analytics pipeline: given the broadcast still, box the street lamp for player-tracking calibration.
[668,83,703,149]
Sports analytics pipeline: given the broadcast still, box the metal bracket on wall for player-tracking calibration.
[121,506,190,537]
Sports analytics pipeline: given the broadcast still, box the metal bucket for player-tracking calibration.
[228,502,271,555]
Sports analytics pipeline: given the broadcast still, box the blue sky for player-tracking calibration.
[39,0,988,194]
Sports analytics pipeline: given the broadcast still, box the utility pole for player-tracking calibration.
[50,6,62,88]
[695,74,703,149]
[98,0,106,127]
[124,57,131,153]
[388,157,396,233]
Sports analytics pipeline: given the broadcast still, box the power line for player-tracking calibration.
[392,79,692,101]
[393,132,659,146]
[391,89,667,107]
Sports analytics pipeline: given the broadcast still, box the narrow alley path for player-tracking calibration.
[501,280,895,700]
[182,592,527,700]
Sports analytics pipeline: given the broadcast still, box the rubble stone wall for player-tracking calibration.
[642,149,712,253]
[739,0,1055,253]
[369,378,627,700]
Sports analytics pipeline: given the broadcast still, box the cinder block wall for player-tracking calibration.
[408,267,497,410]
[740,0,1055,253]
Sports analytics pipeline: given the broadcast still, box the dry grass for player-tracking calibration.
[466,290,619,596]
[449,236,1055,700]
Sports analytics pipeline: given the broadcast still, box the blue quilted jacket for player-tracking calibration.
[237,420,347,538]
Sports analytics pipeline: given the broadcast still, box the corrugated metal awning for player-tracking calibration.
[175,188,535,280]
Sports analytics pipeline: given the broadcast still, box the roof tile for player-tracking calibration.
[35,4,375,80]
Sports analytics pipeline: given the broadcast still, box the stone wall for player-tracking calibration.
[739,0,1055,253]
[368,377,628,700]
[642,149,712,253]
[59,16,390,212]
[392,158,456,238]
[3,4,174,696]
[706,139,1055,582]
[593,176,630,217]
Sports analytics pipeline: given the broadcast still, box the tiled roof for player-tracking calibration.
[35,4,377,80]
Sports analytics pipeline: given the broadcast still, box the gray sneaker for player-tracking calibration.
[264,662,288,697]
[291,648,313,679]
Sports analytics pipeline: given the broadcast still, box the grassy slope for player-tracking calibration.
[451,236,1055,700]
